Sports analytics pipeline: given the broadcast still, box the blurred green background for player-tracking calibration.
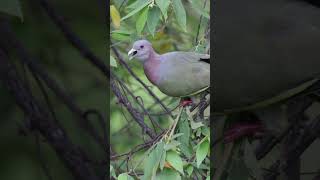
[0,0,106,179]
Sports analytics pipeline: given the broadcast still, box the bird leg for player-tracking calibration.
[180,97,193,107]
[224,122,265,143]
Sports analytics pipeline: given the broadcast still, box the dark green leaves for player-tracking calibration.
[172,0,187,31]
[147,7,161,36]
[0,0,23,20]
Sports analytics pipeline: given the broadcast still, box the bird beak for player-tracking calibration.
[128,48,137,60]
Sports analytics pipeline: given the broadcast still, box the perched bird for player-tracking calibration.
[128,40,210,106]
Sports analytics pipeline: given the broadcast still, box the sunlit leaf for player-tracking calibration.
[155,0,170,20]
[110,5,121,28]
[172,0,187,31]
[166,150,184,175]
[110,55,118,67]
[160,150,166,170]
[121,0,150,21]
[0,0,23,20]
[136,6,149,34]
[117,173,134,180]
[156,168,181,180]
[147,7,161,36]
[196,138,209,168]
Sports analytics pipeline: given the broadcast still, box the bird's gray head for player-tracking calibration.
[128,40,153,62]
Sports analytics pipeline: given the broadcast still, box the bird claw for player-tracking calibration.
[224,122,264,143]
[180,100,193,107]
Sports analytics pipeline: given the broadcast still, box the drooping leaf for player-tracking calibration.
[155,0,170,20]
[117,173,134,180]
[142,141,165,180]
[110,5,121,28]
[166,150,184,175]
[156,168,181,180]
[147,7,161,36]
[136,6,149,34]
[121,0,150,21]
[172,0,187,31]
[0,0,23,20]
[178,118,192,158]
[196,138,209,168]
[110,55,118,67]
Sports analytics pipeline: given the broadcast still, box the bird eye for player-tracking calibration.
[140,45,144,49]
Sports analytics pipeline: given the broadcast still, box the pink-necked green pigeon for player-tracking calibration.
[128,40,210,99]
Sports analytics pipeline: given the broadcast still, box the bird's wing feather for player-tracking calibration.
[156,52,210,97]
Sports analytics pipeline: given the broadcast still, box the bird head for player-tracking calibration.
[128,40,153,62]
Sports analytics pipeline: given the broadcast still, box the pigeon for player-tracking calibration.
[128,40,210,105]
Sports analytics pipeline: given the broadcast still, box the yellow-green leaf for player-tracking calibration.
[196,138,209,168]
[117,173,134,180]
[110,5,121,28]
[172,0,187,31]
[136,6,149,34]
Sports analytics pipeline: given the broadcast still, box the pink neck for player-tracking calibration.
[143,51,160,85]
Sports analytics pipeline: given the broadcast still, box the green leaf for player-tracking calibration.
[171,133,184,139]
[172,0,187,31]
[196,138,209,168]
[143,141,165,180]
[0,0,23,20]
[136,6,149,34]
[110,55,118,67]
[166,150,184,175]
[147,7,161,36]
[121,0,150,21]
[117,173,134,180]
[186,164,193,177]
[159,150,166,170]
[178,118,192,158]
[128,0,148,9]
[111,32,131,41]
[155,0,170,20]
[110,5,121,28]
[156,168,181,180]
[164,140,181,150]
[110,165,116,178]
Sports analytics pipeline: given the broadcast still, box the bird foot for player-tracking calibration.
[180,100,193,107]
[224,122,264,143]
